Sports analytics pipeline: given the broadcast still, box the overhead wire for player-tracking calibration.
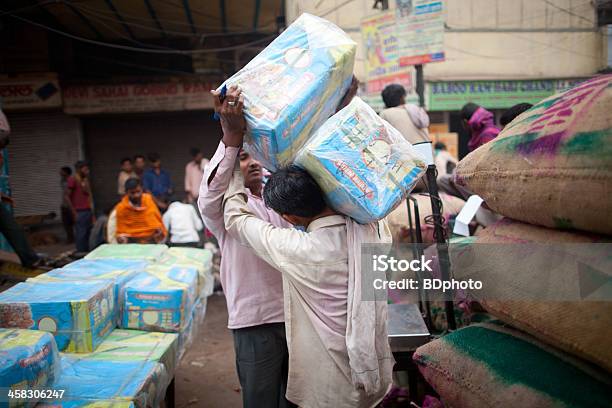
[4,13,276,54]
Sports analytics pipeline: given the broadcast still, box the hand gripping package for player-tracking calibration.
[0,329,60,407]
[296,97,427,224]
[0,280,115,353]
[218,13,356,170]
[122,266,198,333]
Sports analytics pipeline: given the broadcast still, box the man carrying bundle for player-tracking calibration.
[209,86,394,408]
[114,178,167,244]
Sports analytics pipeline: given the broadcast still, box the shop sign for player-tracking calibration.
[428,78,588,111]
[0,75,62,111]
[63,79,219,114]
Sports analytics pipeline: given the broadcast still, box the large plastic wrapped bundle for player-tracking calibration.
[0,329,60,407]
[85,244,167,262]
[50,356,170,408]
[455,75,612,235]
[219,13,356,170]
[161,248,214,298]
[29,267,139,326]
[65,329,179,376]
[176,297,206,361]
[62,259,149,272]
[453,218,612,372]
[122,266,198,333]
[413,323,612,408]
[295,97,427,224]
[0,281,115,352]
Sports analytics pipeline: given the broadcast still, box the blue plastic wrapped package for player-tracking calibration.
[0,280,116,353]
[122,266,198,333]
[162,248,214,298]
[295,97,427,224]
[219,13,356,170]
[50,356,170,408]
[64,329,179,377]
[0,329,60,407]
[85,244,167,262]
[29,267,138,326]
[62,259,149,273]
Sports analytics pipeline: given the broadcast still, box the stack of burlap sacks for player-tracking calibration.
[413,75,612,407]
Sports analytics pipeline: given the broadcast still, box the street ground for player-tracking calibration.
[176,295,242,408]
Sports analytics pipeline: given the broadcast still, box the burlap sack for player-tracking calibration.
[457,218,612,372]
[413,323,612,408]
[455,75,612,235]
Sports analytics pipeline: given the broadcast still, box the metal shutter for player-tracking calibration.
[83,111,221,214]
[6,112,82,217]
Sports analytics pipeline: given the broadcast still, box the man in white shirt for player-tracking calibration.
[214,87,394,408]
[379,84,430,145]
[163,200,203,247]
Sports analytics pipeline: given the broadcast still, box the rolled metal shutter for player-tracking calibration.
[6,112,82,217]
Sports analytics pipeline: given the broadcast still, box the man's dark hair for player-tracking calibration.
[263,165,327,217]
[148,152,160,162]
[500,103,533,127]
[190,147,201,158]
[74,160,88,170]
[125,177,141,192]
[434,142,447,150]
[460,102,480,121]
[120,157,131,165]
[61,166,72,175]
[381,84,406,108]
[133,154,146,162]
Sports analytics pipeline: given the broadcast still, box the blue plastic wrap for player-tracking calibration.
[219,13,356,170]
[85,245,167,262]
[0,328,60,407]
[50,356,169,408]
[162,248,214,298]
[0,281,116,353]
[122,266,198,333]
[296,97,427,224]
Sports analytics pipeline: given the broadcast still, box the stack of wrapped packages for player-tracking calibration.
[413,75,612,407]
[220,13,427,223]
[0,244,214,407]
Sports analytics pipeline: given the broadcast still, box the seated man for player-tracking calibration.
[214,87,394,408]
[114,178,167,244]
[163,200,203,247]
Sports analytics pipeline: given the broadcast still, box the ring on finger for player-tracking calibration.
[228,101,236,106]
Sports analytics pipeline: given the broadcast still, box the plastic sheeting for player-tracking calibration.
[50,356,170,408]
[296,97,427,224]
[85,245,167,262]
[161,248,214,298]
[0,328,60,407]
[63,329,178,383]
[219,13,356,170]
[122,267,198,333]
[0,281,115,353]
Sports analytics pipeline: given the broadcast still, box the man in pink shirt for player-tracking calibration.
[185,148,209,204]
[198,134,291,407]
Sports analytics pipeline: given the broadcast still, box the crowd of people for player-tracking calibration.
[60,148,210,253]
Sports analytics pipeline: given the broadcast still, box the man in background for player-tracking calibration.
[163,200,203,247]
[143,152,172,210]
[500,103,533,129]
[133,155,147,179]
[461,102,500,152]
[115,178,166,244]
[185,148,208,204]
[65,161,94,253]
[117,157,136,197]
[60,166,74,244]
[380,84,430,145]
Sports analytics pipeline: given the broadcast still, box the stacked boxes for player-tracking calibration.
[122,266,198,333]
[160,248,214,298]
[0,328,60,407]
[0,281,115,353]
[85,244,167,262]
